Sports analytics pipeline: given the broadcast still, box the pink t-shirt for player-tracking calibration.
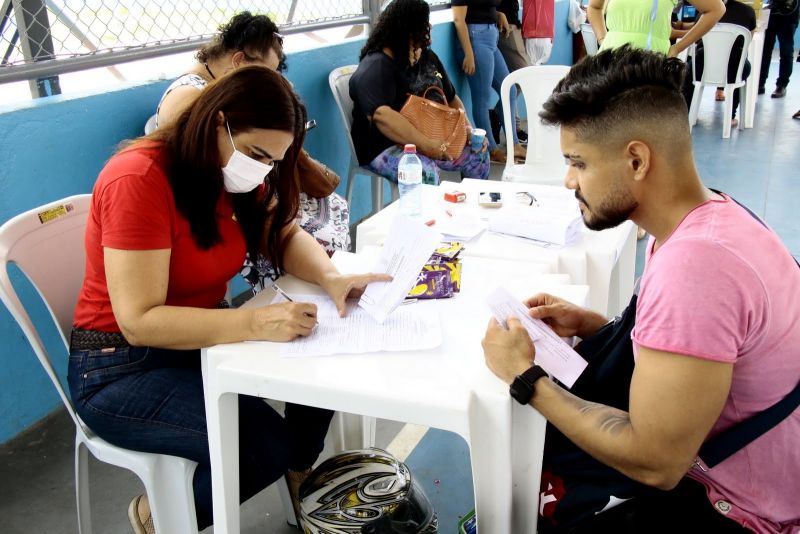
[632,195,800,534]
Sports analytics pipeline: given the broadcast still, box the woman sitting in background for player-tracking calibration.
[349,0,490,185]
[156,11,349,289]
[69,66,389,532]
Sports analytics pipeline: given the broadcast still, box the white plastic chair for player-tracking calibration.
[328,65,399,219]
[0,195,199,534]
[580,23,599,56]
[500,65,571,185]
[688,23,752,139]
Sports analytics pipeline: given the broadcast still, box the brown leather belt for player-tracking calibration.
[70,328,130,351]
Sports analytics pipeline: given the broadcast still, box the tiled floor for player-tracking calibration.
[1,54,798,534]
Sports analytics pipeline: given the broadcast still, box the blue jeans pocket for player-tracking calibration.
[69,346,149,402]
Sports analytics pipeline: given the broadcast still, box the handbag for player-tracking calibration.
[399,86,468,160]
[296,149,340,199]
[539,195,800,532]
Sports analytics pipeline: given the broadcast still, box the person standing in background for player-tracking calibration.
[588,0,724,58]
[758,0,799,97]
[494,0,531,145]
[522,0,556,65]
[453,0,527,163]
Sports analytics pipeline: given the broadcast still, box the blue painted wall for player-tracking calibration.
[0,16,571,444]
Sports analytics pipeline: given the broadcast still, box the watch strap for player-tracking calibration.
[510,365,549,405]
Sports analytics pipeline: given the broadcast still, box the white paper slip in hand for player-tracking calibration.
[486,286,587,387]
[359,215,442,324]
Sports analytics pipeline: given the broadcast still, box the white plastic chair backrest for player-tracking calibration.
[328,65,360,161]
[0,195,91,430]
[580,23,598,56]
[501,65,570,172]
[144,113,158,135]
[692,23,752,86]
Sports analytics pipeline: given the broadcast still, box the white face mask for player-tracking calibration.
[221,121,274,193]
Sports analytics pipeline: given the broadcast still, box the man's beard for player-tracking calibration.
[576,189,637,231]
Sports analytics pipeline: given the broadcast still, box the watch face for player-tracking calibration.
[510,376,533,404]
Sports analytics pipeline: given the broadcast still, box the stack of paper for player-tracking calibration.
[274,295,442,357]
[435,213,487,242]
[489,204,582,246]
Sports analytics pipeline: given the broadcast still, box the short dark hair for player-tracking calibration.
[540,46,689,144]
[197,11,286,72]
[359,0,430,67]
[149,66,306,272]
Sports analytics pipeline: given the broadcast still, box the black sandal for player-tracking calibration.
[793,110,800,120]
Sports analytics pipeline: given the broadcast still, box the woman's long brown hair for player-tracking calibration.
[148,65,306,273]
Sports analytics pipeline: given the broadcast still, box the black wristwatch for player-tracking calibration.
[509,365,549,405]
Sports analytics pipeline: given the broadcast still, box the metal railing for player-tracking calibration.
[1,0,450,96]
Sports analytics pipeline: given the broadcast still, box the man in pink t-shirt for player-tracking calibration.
[482,46,800,533]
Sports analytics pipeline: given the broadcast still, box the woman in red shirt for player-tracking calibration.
[68,66,389,532]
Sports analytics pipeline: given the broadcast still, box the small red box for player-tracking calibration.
[444,191,466,203]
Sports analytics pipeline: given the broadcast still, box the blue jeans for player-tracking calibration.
[67,345,333,530]
[457,23,518,151]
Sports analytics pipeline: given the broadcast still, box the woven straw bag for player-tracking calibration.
[399,86,468,160]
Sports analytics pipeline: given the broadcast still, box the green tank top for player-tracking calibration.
[600,0,678,55]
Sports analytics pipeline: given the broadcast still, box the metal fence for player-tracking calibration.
[0,0,450,95]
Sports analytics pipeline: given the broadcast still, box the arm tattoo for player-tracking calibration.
[559,385,632,435]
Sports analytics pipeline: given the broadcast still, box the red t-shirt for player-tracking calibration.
[73,142,247,333]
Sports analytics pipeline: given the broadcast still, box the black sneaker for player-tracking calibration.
[516,129,528,145]
[488,108,501,144]
[758,85,766,95]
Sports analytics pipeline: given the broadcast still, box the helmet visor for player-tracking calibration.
[360,479,438,534]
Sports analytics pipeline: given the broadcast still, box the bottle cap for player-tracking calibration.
[403,144,417,153]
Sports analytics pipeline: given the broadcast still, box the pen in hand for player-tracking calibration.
[272,283,318,323]
[271,282,294,302]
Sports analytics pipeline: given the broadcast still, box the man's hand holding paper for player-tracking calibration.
[484,287,588,388]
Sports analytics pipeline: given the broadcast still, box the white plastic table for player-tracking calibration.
[202,255,589,534]
[357,179,636,317]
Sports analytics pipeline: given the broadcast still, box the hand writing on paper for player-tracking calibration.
[482,317,536,385]
[251,302,318,341]
[320,272,393,317]
[525,293,608,339]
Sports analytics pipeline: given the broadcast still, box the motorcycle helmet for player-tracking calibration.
[298,447,438,533]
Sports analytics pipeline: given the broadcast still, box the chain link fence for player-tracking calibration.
[0,0,450,92]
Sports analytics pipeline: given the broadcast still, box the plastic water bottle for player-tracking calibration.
[398,144,423,218]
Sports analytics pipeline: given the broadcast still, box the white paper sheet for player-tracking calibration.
[489,208,583,246]
[269,294,441,357]
[358,215,442,324]
[486,286,587,387]
[435,213,487,242]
